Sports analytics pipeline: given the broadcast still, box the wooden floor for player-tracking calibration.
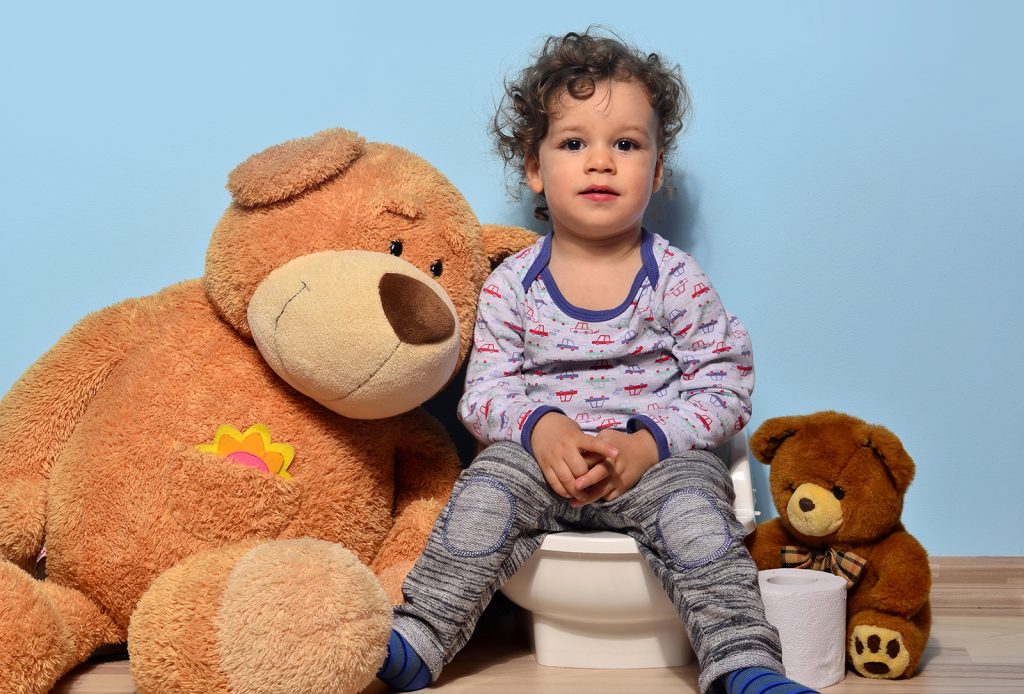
[54,557,1024,693]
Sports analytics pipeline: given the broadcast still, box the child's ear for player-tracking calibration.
[525,155,544,194]
[652,150,665,193]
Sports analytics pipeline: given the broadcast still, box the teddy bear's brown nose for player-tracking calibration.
[379,273,456,345]
[799,497,816,513]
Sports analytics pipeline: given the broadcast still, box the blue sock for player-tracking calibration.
[722,667,820,694]
[377,630,431,691]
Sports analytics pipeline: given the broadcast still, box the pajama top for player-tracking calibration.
[457,229,754,458]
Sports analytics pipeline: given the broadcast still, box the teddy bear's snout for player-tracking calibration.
[379,273,456,345]
[787,482,843,537]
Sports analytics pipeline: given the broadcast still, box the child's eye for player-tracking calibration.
[561,139,584,151]
[615,139,639,151]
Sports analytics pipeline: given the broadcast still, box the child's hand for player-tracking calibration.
[571,428,660,505]
[530,412,620,500]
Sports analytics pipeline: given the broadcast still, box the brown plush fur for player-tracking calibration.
[747,411,932,680]
[0,128,536,693]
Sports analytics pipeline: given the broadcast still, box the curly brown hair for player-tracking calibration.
[492,28,691,217]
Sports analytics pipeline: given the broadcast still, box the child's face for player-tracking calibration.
[525,79,663,244]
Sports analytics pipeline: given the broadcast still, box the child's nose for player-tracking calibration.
[586,146,615,173]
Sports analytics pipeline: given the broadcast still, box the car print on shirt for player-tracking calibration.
[529,324,549,336]
[571,322,598,334]
[585,395,609,408]
[592,334,613,346]
[698,320,718,334]
[691,282,710,298]
[555,390,578,402]
[712,341,733,354]
[621,329,639,344]
[557,338,579,351]
[482,284,502,298]
[477,342,499,354]
[668,279,688,297]
[596,418,622,430]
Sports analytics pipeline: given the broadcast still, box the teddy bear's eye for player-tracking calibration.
[429,260,443,277]
[832,486,845,500]
[389,240,403,257]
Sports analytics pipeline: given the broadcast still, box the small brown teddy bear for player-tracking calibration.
[0,128,534,693]
[746,410,931,680]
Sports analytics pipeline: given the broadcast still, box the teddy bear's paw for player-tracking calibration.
[130,538,391,694]
[0,560,122,694]
[0,561,65,694]
[849,624,910,679]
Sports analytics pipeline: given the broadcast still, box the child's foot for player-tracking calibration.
[377,630,431,691]
[722,667,820,693]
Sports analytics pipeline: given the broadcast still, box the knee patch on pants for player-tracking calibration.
[656,488,734,568]
[441,477,517,558]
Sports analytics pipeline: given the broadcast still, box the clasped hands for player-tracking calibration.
[530,412,660,506]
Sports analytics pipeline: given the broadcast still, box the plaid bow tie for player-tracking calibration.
[780,545,867,588]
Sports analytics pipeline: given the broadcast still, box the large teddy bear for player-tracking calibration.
[746,411,931,680]
[0,128,534,693]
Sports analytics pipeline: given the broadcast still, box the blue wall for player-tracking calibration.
[2,2,1021,555]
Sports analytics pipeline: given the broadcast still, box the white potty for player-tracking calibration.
[500,435,758,669]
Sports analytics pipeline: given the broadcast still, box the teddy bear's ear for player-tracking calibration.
[227,128,366,208]
[863,425,916,494]
[481,224,538,270]
[749,415,807,464]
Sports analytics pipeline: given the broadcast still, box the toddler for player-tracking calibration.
[377,29,817,694]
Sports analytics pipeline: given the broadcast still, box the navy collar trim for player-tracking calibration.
[522,230,660,322]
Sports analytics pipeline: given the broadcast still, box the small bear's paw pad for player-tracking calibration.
[849,624,910,679]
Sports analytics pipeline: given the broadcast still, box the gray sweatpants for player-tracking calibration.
[392,441,783,693]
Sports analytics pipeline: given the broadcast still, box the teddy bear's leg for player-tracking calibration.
[0,560,121,694]
[847,607,930,679]
[129,538,391,694]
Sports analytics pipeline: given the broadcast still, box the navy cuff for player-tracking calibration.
[627,415,672,460]
[521,406,564,456]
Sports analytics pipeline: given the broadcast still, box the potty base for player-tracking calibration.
[530,614,694,669]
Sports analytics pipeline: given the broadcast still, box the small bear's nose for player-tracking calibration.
[798,497,816,513]
[379,273,455,345]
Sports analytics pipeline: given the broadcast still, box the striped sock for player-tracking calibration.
[377,630,431,691]
[723,667,820,694]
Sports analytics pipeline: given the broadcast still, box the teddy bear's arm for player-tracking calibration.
[865,531,932,617]
[369,408,462,602]
[0,297,147,569]
[745,518,795,570]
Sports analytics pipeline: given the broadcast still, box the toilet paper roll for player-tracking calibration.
[759,568,847,689]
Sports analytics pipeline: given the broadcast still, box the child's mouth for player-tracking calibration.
[580,186,618,201]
